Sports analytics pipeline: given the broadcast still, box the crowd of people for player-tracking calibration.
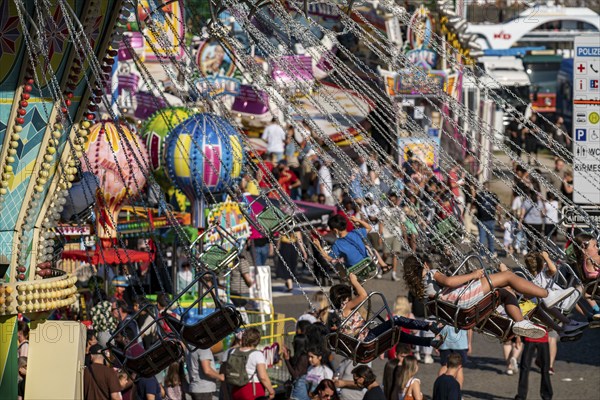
[12,112,600,400]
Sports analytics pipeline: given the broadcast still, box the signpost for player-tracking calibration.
[573,36,600,204]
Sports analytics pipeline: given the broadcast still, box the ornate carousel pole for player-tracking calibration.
[0,0,126,396]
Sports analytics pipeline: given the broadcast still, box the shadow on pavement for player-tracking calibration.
[465,355,507,375]
[462,389,514,399]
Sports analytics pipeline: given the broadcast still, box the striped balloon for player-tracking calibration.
[164,113,244,227]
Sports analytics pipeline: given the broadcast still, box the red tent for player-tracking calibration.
[61,247,154,265]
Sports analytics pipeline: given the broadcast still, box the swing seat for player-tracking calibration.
[162,305,243,350]
[164,271,243,350]
[105,303,184,378]
[336,258,379,284]
[432,216,463,247]
[199,245,240,276]
[109,337,184,378]
[191,223,243,276]
[426,289,500,331]
[327,292,398,364]
[475,312,515,341]
[326,326,401,365]
[256,205,295,235]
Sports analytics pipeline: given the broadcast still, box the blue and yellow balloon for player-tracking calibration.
[164,113,244,227]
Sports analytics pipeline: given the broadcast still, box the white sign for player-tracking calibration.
[573,35,600,204]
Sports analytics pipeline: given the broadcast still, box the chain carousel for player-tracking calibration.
[1,0,599,398]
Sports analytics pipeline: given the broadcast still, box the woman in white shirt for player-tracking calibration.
[305,347,333,396]
[520,189,545,253]
[543,192,560,241]
[225,327,275,400]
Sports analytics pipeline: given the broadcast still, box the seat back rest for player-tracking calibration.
[347,258,378,283]
[476,313,514,341]
[427,290,498,330]
[355,326,400,364]
[125,339,184,378]
[181,307,243,349]
[458,290,498,328]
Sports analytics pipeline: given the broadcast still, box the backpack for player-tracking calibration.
[223,349,258,387]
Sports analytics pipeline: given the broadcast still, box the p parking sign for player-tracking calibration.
[575,128,587,141]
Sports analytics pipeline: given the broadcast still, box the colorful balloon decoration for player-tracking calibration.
[141,107,196,190]
[164,114,244,227]
[81,121,149,240]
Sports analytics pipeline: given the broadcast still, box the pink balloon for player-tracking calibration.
[81,121,149,239]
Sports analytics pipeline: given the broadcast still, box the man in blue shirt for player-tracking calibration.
[312,214,389,272]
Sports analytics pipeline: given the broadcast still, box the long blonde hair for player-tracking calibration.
[312,291,330,324]
[393,296,411,317]
[398,355,419,393]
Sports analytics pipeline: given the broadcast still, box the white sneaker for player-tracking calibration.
[506,367,514,376]
[510,357,519,374]
[414,353,421,362]
[543,287,576,308]
[512,320,546,339]
[423,355,434,364]
[391,271,399,281]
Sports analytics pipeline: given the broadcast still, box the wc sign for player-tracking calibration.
[575,128,587,141]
